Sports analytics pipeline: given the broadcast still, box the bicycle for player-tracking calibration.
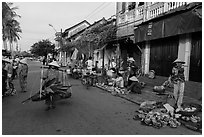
[81,72,98,89]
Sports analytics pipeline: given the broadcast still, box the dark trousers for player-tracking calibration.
[127,81,142,94]
[12,69,17,79]
[45,93,55,107]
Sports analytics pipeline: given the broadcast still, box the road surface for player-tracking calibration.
[2,60,200,135]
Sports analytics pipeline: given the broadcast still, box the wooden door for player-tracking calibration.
[189,32,202,82]
[150,36,179,77]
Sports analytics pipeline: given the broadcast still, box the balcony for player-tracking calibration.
[117,2,188,27]
[147,2,188,20]
[117,5,144,26]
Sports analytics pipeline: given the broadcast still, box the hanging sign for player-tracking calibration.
[147,22,153,36]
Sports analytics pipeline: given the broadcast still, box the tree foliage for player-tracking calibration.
[68,20,117,57]
[2,2,22,44]
[30,39,55,57]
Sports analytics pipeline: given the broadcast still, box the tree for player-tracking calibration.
[30,39,55,57]
[72,19,116,57]
[2,2,22,51]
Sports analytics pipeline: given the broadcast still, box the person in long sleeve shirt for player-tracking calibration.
[43,61,61,111]
[19,58,28,92]
[171,59,185,112]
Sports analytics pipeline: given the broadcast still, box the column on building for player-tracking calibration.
[144,41,150,74]
[178,34,191,81]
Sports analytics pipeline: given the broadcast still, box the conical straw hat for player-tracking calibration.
[129,76,139,82]
[20,58,27,64]
[128,57,135,62]
[173,58,185,64]
[48,61,60,68]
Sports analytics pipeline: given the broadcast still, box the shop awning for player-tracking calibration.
[134,3,202,43]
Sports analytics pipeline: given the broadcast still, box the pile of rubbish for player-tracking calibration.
[133,100,202,132]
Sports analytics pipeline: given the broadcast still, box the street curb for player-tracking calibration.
[95,85,201,106]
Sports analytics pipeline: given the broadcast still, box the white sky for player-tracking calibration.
[11,2,116,51]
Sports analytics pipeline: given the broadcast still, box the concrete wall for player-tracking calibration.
[144,42,150,74]
[178,34,191,81]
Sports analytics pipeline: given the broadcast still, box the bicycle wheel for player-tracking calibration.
[81,77,86,85]
[86,77,91,89]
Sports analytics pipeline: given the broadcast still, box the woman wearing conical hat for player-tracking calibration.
[43,60,61,111]
[171,58,185,112]
[19,58,28,93]
[43,61,61,83]
[127,76,142,94]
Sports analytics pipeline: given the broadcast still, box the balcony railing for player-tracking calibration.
[118,5,144,26]
[117,2,188,26]
[166,2,187,11]
[147,2,165,19]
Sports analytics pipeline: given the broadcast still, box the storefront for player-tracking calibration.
[189,32,202,82]
[134,3,202,81]
[150,36,179,77]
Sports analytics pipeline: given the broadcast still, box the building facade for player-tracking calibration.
[116,2,201,82]
[57,20,90,66]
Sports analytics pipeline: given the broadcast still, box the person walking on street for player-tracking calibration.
[85,56,93,73]
[171,58,185,112]
[14,56,20,78]
[43,61,61,111]
[19,58,28,93]
[12,59,18,79]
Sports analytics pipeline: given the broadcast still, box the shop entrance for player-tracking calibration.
[150,36,179,77]
[189,32,202,82]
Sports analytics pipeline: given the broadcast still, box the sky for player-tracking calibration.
[12,2,116,51]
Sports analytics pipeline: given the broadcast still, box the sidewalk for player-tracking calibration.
[123,76,202,105]
[97,76,202,106]
[138,76,202,100]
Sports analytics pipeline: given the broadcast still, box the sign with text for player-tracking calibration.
[147,22,153,36]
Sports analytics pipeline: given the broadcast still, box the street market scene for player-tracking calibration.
[2,2,202,135]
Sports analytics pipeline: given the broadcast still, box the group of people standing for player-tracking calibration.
[2,56,28,97]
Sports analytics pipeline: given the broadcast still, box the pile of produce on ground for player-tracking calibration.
[133,101,202,132]
[96,82,127,95]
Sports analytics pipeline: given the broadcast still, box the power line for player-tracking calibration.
[89,3,112,19]
[85,2,106,19]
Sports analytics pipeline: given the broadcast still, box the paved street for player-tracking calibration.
[2,60,200,135]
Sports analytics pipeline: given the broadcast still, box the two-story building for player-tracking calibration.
[59,20,91,66]
[92,16,117,69]
[116,2,201,82]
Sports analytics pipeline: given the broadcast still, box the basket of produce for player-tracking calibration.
[177,103,202,116]
[179,117,202,133]
[153,86,165,94]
